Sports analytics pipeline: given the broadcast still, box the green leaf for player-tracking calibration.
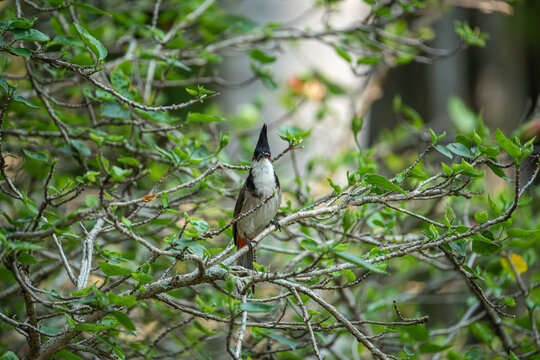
[300,238,319,251]
[327,178,341,193]
[471,234,501,255]
[217,262,230,272]
[73,22,107,63]
[455,20,488,47]
[0,75,11,95]
[447,143,473,159]
[507,228,540,239]
[402,104,423,126]
[89,133,103,146]
[12,28,50,42]
[240,302,279,313]
[9,241,45,251]
[474,211,487,223]
[71,139,91,157]
[135,109,176,123]
[0,352,19,360]
[478,145,498,158]
[9,47,32,58]
[396,54,414,65]
[335,251,388,274]
[419,342,452,354]
[343,269,356,282]
[487,194,501,216]
[448,97,477,133]
[172,238,206,258]
[456,134,472,148]
[112,311,136,331]
[458,159,484,178]
[470,322,494,343]
[114,346,125,360]
[496,128,521,162]
[98,262,132,276]
[186,88,198,96]
[357,57,380,65]
[161,192,169,208]
[193,320,215,335]
[465,347,484,360]
[144,25,165,40]
[278,126,311,146]
[368,247,390,271]
[71,286,93,296]
[486,162,511,181]
[132,272,153,284]
[7,17,37,30]
[13,95,39,108]
[403,347,415,357]
[266,333,297,350]
[442,162,453,176]
[365,174,406,195]
[195,295,215,313]
[71,2,112,16]
[17,252,38,264]
[333,44,351,62]
[342,208,356,232]
[190,218,209,232]
[117,157,140,167]
[51,350,82,360]
[110,166,132,181]
[424,224,440,239]
[503,297,516,307]
[473,130,482,144]
[435,145,453,159]
[219,132,230,150]
[404,324,429,341]
[248,49,276,63]
[429,128,437,143]
[73,322,117,332]
[107,293,136,307]
[102,100,130,118]
[22,149,48,162]
[187,113,225,123]
[110,66,133,99]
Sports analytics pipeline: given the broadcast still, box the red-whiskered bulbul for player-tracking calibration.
[233,124,281,273]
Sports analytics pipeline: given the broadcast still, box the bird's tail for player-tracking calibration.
[236,237,255,295]
[237,245,254,270]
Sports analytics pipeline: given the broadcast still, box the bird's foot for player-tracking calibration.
[270,219,281,232]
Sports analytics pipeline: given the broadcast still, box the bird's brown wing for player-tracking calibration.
[232,181,247,246]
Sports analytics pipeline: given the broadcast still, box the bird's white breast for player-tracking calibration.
[251,158,276,197]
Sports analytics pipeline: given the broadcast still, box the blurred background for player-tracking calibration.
[217,0,540,170]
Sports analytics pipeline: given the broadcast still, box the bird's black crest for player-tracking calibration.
[253,124,271,159]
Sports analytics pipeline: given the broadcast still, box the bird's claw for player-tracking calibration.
[270,219,282,232]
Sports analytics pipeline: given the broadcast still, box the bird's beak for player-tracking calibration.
[255,152,271,161]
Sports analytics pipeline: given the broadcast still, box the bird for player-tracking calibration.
[233,124,281,281]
